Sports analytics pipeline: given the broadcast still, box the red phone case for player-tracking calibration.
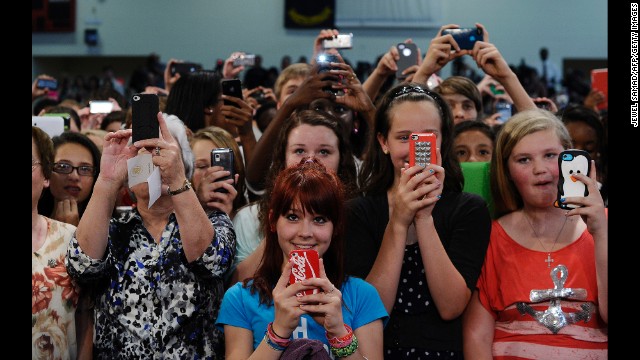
[590,68,607,111]
[289,249,320,296]
[409,133,437,167]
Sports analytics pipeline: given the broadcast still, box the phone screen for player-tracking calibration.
[131,93,160,143]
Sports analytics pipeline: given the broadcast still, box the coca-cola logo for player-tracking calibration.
[290,251,318,297]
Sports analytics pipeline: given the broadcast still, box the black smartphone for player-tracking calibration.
[131,93,160,143]
[556,149,591,210]
[316,53,344,96]
[36,78,58,90]
[396,43,419,80]
[170,62,203,77]
[442,27,483,50]
[211,148,235,193]
[221,79,243,107]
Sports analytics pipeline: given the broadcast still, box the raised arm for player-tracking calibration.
[471,24,535,112]
[75,129,138,259]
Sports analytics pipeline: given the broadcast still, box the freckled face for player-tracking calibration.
[507,129,564,207]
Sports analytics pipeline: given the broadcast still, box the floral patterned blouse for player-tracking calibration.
[66,209,236,359]
[32,217,80,360]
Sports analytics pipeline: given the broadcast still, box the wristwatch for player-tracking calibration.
[167,179,192,196]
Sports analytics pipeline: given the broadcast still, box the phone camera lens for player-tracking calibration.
[133,95,140,101]
[403,48,412,56]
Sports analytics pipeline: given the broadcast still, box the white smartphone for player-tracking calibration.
[32,116,65,137]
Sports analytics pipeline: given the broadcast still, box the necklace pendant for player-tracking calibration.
[544,253,554,268]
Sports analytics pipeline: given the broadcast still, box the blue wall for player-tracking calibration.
[32,0,607,80]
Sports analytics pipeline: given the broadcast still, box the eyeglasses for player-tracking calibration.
[390,85,446,116]
[52,162,96,177]
[32,159,41,172]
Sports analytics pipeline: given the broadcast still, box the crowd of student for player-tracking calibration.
[32,23,607,359]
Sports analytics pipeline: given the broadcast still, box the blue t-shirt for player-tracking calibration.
[216,277,388,351]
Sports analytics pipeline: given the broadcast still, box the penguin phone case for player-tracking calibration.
[409,133,437,168]
[289,249,320,296]
[557,149,591,210]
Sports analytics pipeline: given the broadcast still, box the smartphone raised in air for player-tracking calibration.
[396,43,419,80]
[442,27,483,50]
[131,93,159,143]
[221,79,243,107]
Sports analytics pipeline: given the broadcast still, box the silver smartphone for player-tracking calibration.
[211,148,235,193]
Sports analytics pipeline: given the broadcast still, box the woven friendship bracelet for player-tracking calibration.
[330,334,358,358]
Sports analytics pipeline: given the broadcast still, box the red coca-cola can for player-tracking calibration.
[289,249,320,296]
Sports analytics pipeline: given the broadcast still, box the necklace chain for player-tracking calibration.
[523,211,568,267]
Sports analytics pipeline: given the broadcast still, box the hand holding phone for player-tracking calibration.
[409,133,437,168]
[556,150,591,210]
[131,93,160,143]
[211,148,235,193]
[316,53,344,96]
[396,43,419,80]
[442,27,484,51]
[289,249,320,297]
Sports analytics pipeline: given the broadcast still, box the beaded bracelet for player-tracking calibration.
[267,322,291,348]
[263,333,287,352]
[326,324,354,348]
[330,334,358,358]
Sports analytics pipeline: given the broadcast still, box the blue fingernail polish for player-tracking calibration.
[420,164,426,168]
[560,197,566,203]
[436,194,442,199]
[429,169,435,174]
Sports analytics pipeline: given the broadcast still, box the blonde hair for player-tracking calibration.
[274,63,311,101]
[491,109,572,217]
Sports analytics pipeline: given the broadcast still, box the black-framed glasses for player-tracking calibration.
[390,85,446,116]
[52,162,96,177]
[32,159,41,172]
